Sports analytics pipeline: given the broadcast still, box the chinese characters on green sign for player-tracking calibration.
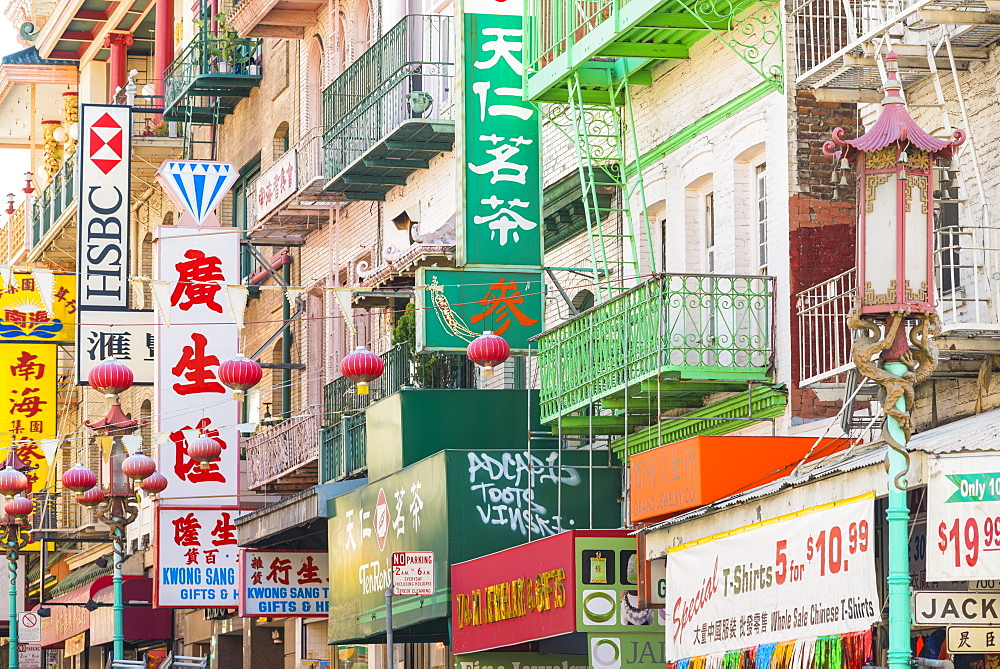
[458,0,542,268]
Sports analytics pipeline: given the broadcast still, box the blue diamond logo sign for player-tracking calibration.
[157,161,239,226]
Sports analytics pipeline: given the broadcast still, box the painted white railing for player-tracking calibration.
[244,413,320,489]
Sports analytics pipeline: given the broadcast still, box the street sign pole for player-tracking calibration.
[385,569,394,668]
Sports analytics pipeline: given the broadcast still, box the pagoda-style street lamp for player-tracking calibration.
[0,451,32,669]
[65,358,167,662]
[825,52,963,669]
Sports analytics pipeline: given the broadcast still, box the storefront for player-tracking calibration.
[326,449,621,649]
[452,529,665,668]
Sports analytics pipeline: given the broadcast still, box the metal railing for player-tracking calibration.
[247,127,323,226]
[163,31,263,111]
[243,413,320,489]
[524,0,611,76]
[31,155,76,247]
[322,14,454,181]
[796,268,856,388]
[536,273,775,423]
[320,412,367,483]
[792,0,918,77]
[322,342,475,425]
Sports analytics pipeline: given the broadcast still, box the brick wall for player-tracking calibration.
[788,90,859,420]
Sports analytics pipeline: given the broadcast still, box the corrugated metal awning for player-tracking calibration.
[906,407,1000,454]
[236,479,366,547]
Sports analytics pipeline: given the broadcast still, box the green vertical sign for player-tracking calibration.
[457,0,543,268]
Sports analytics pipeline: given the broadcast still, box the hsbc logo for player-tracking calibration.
[88,113,124,175]
[78,104,131,311]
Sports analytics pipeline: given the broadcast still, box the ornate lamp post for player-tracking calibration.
[825,52,964,669]
[64,358,168,662]
[0,453,32,669]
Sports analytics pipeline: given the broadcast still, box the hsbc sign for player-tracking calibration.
[78,104,131,310]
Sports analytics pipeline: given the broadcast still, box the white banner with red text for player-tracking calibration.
[665,494,879,660]
[927,454,1000,581]
[154,227,240,506]
[155,506,243,607]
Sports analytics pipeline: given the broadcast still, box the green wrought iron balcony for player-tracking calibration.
[320,413,367,483]
[322,14,454,200]
[523,0,782,101]
[30,154,76,250]
[535,273,775,429]
[163,31,262,123]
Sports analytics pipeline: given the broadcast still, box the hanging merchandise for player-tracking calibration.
[589,551,607,584]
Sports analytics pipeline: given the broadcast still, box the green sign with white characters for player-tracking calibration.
[457,0,542,268]
[588,633,668,668]
[944,473,1000,502]
[415,266,544,353]
[327,450,621,644]
[575,536,665,632]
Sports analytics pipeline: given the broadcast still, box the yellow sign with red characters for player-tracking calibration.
[0,273,76,343]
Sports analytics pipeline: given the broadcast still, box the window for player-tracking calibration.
[935,201,961,294]
[755,163,768,274]
[704,192,716,273]
[659,218,668,273]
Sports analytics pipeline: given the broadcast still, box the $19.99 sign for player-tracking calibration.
[665,495,879,660]
[928,455,1000,580]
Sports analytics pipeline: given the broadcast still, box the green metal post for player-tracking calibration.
[113,526,124,660]
[884,358,911,669]
[8,551,17,669]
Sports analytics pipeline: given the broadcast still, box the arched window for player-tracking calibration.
[307,37,324,130]
[139,400,152,454]
[352,0,371,64]
[273,122,290,160]
[572,290,595,313]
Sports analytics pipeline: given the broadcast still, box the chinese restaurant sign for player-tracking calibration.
[76,310,155,385]
[155,226,240,506]
[328,450,621,644]
[457,0,541,268]
[452,530,662,654]
[664,495,879,660]
[155,507,242,607]
[78,104,131,310]
[926,454,1000,581]
[239,550,330,616]
[0,344,54,494]
[254,150,297,221]
[416,267,543,353]
[0,273,75,342]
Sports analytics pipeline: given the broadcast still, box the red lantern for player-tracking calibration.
[0,466,28,498]
[121,453,156,481]
[76,486,106,508]
[88,358,134,395]
[62,464,98,493]
[140,472,168,498]
[340,346,384,396]
[188,435,222,471]
[4,494,32,519]
[467,331,510,379]
[219,354,263,400]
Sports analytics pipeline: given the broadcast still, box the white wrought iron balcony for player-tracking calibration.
[244,413,320,493]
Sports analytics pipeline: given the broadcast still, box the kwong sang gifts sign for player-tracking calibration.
[664,494,879,660]
[239,550,330,616]
[155,507,242,607]
[154,226,240,507]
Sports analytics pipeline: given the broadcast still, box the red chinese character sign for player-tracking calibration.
[416,267,544,353]
[0,344,55,493]
[239,550,330,616]
[155,507,242,607]
[154,161,241,507]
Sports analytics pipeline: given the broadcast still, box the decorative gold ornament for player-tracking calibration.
[864,173,893,212]
[62,91,78,155]
[41,120,63,178]
[865,146,898,170]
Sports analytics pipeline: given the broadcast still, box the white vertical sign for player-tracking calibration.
[155,506,242,607]
[77,104,132,310]
[154,226,241,506]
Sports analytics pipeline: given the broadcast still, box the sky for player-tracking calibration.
[0,18,31,211]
